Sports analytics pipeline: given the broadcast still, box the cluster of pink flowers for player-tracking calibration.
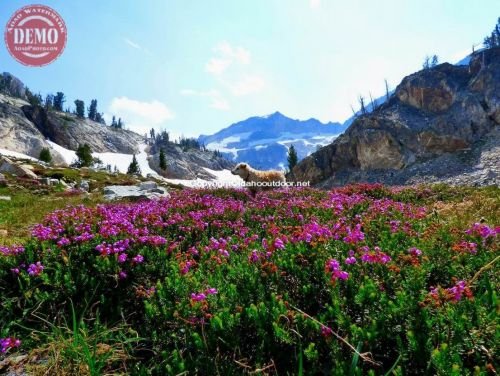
[27,262,44,276]
[429,280,473,303]
[249,250,262,263]
[0,245,24,256]
[321,325,334,338]
[0,337,21,353]
[344,250,357,264]
[465,223,499,239]
[452,241,478,254]
[343,224,365,244]
[408,247,422,257]
[325,259,349,281]
[360,246,391,264]
[191,287,218,302]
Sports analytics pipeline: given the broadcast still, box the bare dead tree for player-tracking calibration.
[350,104,357,117]
[358,95,366,115]
[369,92,376,112]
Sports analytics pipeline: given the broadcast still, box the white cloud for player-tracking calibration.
[214,41,251,64]
[106,97,174,134]
[181,89,230,111]
[310,0,321,9]
[205,58,232,75]
[205,41,251,76]
[123,38,141,50]
[226,75,266,96]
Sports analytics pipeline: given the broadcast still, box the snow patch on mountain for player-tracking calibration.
[47,140,159,177]
[199,112,347,169]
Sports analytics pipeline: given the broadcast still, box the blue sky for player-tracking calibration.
[1,0,497,138]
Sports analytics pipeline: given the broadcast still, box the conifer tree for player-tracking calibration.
[127,154,141,175]
[287,144,298,171]
[159,148,167,170]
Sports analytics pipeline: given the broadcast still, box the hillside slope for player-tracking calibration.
[148,139,234,180]
[0,91,141,163]
[292,48,500,187]
[0,75,234,179]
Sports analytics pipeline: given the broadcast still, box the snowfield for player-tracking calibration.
[47,141,239,188]
[47,141,159,178]
[1,141,242,188]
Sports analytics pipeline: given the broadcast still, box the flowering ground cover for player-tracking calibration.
[0,184,498,375]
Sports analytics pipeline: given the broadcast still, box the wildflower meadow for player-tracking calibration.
[0,184,498,375]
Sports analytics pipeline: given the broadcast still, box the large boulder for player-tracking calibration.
[0,156,37,179]
[104,181,169,201]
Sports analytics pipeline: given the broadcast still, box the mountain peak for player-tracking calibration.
[264,111,285,119]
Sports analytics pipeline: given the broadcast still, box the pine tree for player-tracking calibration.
[127,154,141,175]
[159,148,167,170]
[75,144,93,167]
[25,88,42,106]
[117,118,123,129]
[483,17,500,48]
[88,99,98,120]
[431,55,439,67]
[95,113,105,124]
[39,148,52,163]
[422,55,431,70]
[74,100,85,118]
[53,92,65,111]
[111,116,117,128]
[44,94,54,111]
[287,145,298,171]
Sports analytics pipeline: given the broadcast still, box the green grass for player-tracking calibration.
[0,186,104,244]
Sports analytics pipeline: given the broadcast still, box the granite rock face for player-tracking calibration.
[292,48,500,187]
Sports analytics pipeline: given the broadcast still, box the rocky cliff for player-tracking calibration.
[22,105,142,154]
[292,48,500,187]
[0,92,141,163]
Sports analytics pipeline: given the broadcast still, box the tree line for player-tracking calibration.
[0,77,125,129]
[483,17,500,49]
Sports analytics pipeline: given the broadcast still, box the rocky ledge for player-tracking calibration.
[292,48,500,187]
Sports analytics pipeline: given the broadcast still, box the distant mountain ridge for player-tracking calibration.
[199,111,348,169]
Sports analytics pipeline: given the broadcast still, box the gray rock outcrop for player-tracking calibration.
[148,143,234,180]
[292,47,500,187]
[104,181,169,201]
[0,156,38,179]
